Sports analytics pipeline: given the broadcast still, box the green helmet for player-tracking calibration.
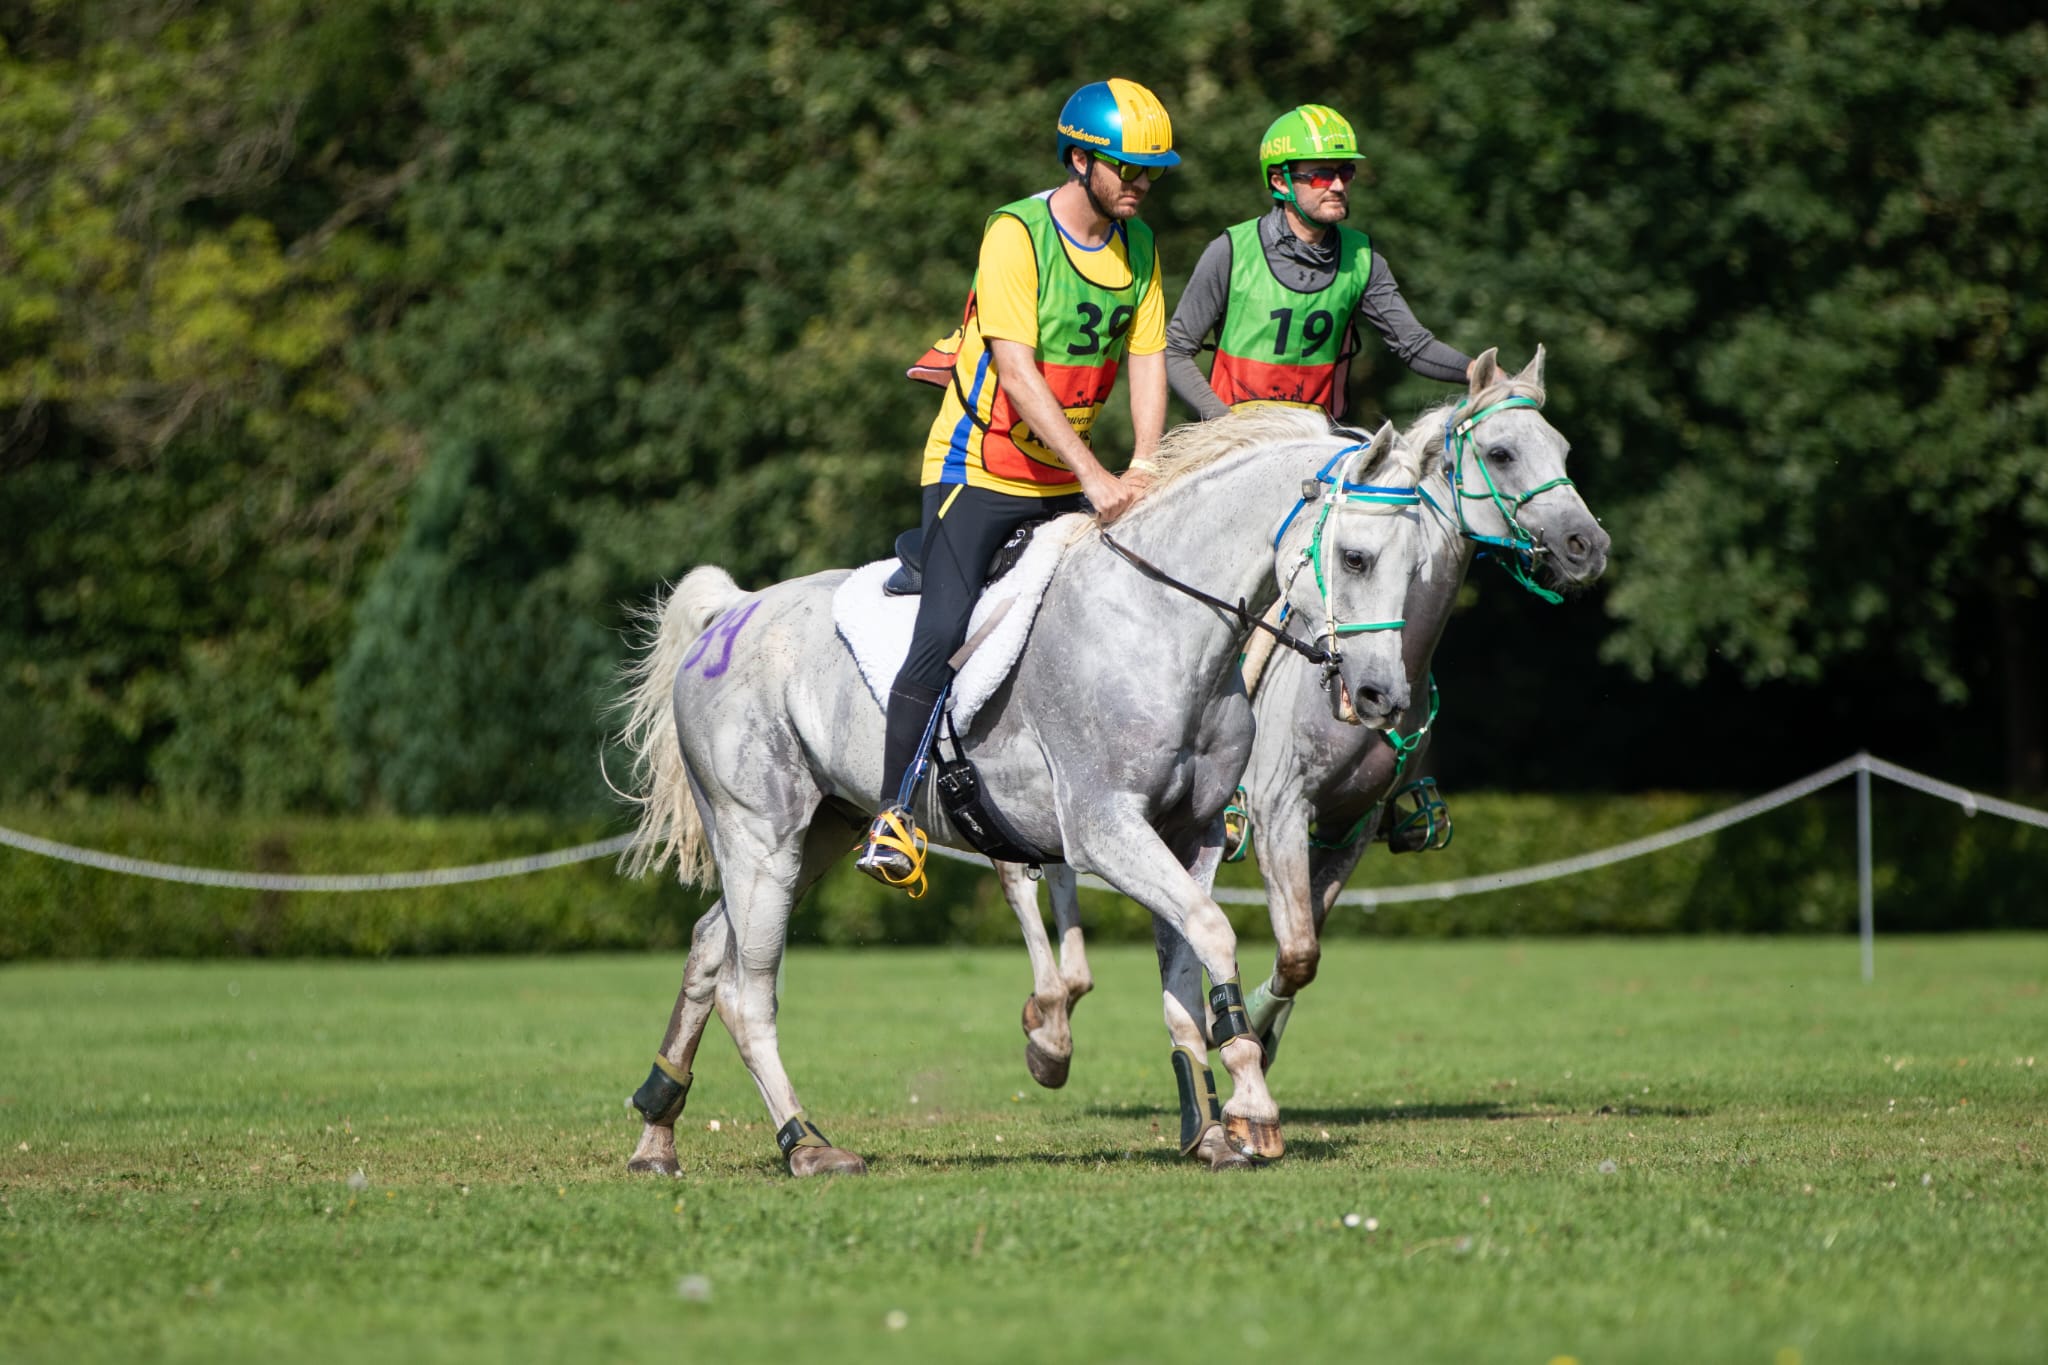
[1258,104,1366,203]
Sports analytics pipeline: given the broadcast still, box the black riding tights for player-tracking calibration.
[879,482,1086,805]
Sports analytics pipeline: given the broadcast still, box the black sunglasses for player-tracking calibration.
[1092,152,1167,183]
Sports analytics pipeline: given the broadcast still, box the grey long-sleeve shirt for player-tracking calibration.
[1165,206,1472,420]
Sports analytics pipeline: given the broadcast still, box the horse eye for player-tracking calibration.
[1342,549,1369,573]
[1486,445,1516,465]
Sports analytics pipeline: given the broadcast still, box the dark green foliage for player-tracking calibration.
[4,2,2043,810]
[0,1,427,809]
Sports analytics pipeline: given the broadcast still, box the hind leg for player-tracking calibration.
[1047,864,1094,1012]
[624,805,864,1176]
[1006,863,1092,1088]
[711,809,869,1177]
[625,904,731,1175]
[1001,861,1075,1089]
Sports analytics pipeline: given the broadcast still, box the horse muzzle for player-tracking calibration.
[1535,516,1612,588]
[1331,668,1409,728]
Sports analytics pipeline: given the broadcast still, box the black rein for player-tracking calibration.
[1097,528,1336,669]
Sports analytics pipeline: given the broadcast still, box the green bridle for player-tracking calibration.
[1272,443,1421,664]
[1419,394,1575,605]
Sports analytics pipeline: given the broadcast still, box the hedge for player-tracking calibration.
[1,786,2041,960]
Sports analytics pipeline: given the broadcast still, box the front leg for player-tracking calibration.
[1072,807,1283,1164]
[1154,917,1253,1171]
[1242,792,1319,1068]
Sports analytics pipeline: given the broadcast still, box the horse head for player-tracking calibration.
[1277,420,1426,727]
[1434,345,1610,594]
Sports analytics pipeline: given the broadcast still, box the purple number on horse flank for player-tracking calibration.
[682,601,760,679]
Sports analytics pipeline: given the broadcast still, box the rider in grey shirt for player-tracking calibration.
[1166,105,1476,419]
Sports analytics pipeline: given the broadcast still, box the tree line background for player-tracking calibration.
[4,0,2043,823]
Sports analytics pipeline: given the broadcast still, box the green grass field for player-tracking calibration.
[2,936,2043,1363]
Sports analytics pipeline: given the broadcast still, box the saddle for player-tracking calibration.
[833,514,1091,868]
[883,521,1044,597]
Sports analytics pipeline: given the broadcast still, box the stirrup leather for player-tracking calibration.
[857,808,930,898]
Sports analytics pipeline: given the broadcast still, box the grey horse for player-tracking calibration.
[614,411,1429,1176]
[998,347,1613,1168]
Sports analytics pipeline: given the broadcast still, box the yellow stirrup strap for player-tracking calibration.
[867,809,930,899]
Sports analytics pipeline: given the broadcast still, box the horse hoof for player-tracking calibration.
[1224,1114,1286,1163]
[1021,998,1070,1089]
[1024,1039,1071,1089]
[626,1155,681,1177]
[1192,1123,1255,1172]
[788,1145,869,1178]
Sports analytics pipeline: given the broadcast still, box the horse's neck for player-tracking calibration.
[1411,458,1479,649]
[1093,450,1311,624]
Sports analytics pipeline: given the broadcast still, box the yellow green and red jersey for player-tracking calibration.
[916,193,1164,497]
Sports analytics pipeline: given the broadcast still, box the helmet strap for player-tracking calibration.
[1272,171,1325,240]
[1269,167,1300,210]
[1081,158,1120,224]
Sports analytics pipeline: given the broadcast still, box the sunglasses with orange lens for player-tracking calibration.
[1288,164,1360,190]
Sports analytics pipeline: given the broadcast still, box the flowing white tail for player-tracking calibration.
[614,566,744,884]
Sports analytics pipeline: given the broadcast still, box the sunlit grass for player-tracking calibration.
[2,937,2043,1363]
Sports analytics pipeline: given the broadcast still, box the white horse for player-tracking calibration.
[997,347,1613,1168]
[615,411,1429,1175]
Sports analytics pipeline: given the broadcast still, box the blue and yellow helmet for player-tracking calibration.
[1056,79,1180,171]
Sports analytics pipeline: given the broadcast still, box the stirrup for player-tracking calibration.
[1221,786,1252,863]
[1381,777,1453,855]
[855,807,930,898]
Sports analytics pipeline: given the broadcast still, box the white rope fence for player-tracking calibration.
[3,751,2040,977]
[0,826,635,893]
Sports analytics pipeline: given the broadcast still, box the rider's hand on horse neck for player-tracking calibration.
[1084,465,1141,522]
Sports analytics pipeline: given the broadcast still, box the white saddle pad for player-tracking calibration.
[833,512,1089,732]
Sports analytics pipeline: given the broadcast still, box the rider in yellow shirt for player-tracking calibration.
[860,78,1176,891]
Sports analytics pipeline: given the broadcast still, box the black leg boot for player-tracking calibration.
[857,681,944,894]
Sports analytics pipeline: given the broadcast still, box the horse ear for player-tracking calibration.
[1370,420,1397,460]
[1513,343,1547,398]
[1381,419,1427,486]
[1352,421,1413,486]
[1466,346,1502,396]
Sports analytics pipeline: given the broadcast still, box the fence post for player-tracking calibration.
[1856,751,1874,982]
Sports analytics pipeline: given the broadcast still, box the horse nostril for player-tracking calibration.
[1566,533,1589,560]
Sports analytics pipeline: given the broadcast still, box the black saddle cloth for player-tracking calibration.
[884,521,1043,597]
